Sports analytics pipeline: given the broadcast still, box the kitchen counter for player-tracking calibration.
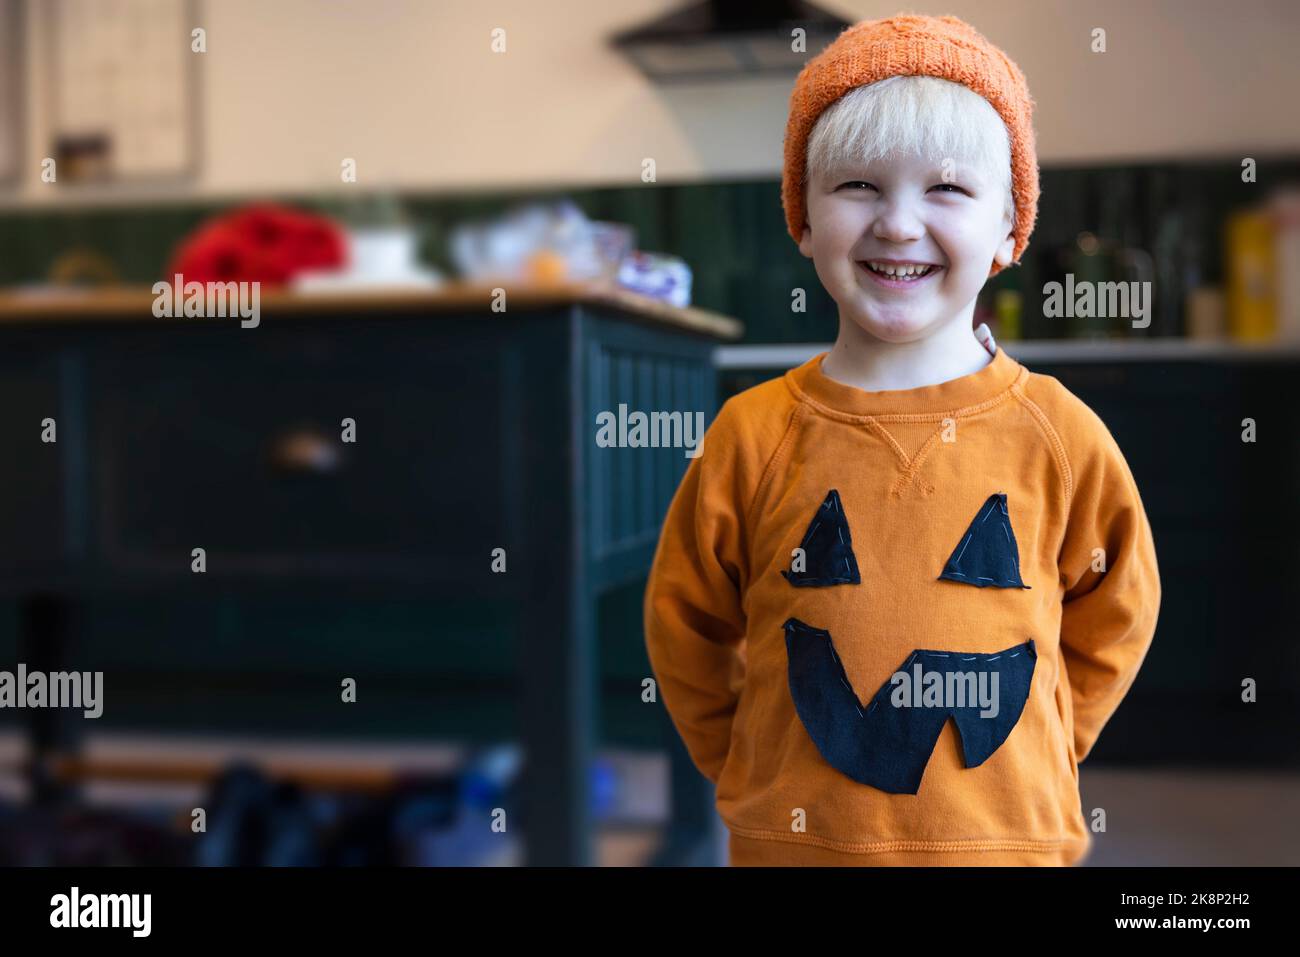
[714,338,1300,368]
[0,280,744,340]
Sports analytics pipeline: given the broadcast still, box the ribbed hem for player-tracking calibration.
[784,346,1025,419]
[728,830,1091,867]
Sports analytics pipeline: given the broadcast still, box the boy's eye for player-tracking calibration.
[836,181,969,195]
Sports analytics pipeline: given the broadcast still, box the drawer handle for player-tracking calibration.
[268,428,343,474]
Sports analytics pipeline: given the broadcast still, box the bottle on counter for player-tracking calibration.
[994,288,1022,340]
[1224,205,1277,342]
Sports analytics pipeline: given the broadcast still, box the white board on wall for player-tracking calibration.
[0,0,21,183]
[43,0,197,182]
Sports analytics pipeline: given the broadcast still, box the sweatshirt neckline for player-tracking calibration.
[785,346,1024,418]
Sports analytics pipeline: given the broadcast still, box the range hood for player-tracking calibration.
[611,0,851,83]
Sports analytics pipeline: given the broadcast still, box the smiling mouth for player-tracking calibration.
[858,261,941,280]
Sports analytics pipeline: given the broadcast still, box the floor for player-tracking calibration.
[601,762,1300,867]
[2,734,1296,865]
[1076,767,1300,866]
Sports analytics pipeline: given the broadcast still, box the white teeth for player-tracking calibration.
[865,261,933,279]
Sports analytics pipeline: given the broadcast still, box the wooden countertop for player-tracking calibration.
[0,279,744,340]
[714,338,1300,366]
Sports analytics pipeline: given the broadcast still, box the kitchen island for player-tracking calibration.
[0,280,741,866]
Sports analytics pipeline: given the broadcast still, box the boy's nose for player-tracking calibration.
[871,200,926,245]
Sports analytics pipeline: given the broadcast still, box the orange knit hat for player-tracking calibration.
[781,13,1039,277]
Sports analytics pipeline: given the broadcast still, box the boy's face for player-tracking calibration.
[798,150,1015,344]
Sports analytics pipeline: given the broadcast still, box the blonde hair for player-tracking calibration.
[805,75,1015,227]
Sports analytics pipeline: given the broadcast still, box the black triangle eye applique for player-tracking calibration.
[782,489,861,587]
[939,493,1030,589]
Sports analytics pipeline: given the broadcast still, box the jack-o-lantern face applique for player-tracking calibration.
[938,493,1031,589]
[778,489,1038,793]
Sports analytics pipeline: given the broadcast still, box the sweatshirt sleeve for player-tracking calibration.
[643,397,762,785]
[1056,413,1162,765]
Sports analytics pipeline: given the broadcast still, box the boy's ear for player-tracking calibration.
[993,226,1016,268]
[798,223,814,259]
[993,192,1017,267]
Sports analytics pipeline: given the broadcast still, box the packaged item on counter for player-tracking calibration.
[1272,188,1300,342]
[1185,286,1227,340]
[448,199,635,286]
[616,251,692,308]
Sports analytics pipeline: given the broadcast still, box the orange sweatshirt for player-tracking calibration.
[643,347,1160,866]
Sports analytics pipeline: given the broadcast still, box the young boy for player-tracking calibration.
[643,14,1161,866]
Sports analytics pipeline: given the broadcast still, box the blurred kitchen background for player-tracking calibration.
[0,0,1297,866]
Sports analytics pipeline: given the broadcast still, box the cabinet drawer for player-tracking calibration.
[89,327,510,580]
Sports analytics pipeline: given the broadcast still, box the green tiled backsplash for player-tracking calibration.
[1,158,1296,342]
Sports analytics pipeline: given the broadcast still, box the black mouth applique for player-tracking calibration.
[782,489,861,587]
[783,617,1036,794]
[938,492,1031,589]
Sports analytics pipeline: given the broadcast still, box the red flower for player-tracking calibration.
[165,203,346,287]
